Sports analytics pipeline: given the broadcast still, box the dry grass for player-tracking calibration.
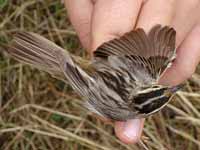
[1,0,200,150]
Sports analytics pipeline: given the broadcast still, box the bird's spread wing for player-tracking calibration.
[7,32,94,98]
[93,25,176,82]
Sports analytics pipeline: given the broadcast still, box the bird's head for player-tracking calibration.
[131,84,183,116]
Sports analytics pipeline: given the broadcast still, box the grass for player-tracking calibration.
[1,0,200,150]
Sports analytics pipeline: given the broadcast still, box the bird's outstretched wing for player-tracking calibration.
[7,32,94,98]
[93,25,176,82]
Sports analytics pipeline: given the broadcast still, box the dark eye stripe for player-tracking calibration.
[135,96,170,114]
[134,88,167,105]
[138,95,166,108]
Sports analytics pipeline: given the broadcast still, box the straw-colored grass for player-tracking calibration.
[1,0,200,149]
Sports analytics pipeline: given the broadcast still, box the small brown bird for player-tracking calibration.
[6,25,182,121]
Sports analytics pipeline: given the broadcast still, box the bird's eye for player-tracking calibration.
[152,85,162,89]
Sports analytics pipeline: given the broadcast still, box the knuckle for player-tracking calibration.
[142,0,148,4]
[91,0,97,4]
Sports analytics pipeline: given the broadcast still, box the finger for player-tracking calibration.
[91,0,145,51]
[171,0,200,46]
[64,0,93,50]
[136,0,177,32]
[160,23,200,85]
[114,119,145,144]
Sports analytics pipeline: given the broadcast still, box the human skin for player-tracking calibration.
[64,0,200,144]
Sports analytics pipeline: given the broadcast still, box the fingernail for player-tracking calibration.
[123,119,142,140]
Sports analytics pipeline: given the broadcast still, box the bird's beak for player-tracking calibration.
[164,84,184,97]
[170,84,184,93]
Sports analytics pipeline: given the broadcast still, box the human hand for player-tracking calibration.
[64,0,200,144]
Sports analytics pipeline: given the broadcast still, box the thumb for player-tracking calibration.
[115,119,145,144]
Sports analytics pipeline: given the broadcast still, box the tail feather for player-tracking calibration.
[7,32,93,97]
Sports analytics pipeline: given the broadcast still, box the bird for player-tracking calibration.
[6,24,182,121]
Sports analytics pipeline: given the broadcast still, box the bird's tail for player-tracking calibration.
[6,32,93,97]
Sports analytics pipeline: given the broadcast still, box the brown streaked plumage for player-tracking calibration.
[6,25,182,121]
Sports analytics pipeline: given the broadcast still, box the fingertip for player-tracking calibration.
[114,119,145,144]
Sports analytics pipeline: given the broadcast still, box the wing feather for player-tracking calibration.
[93,25,176,81]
